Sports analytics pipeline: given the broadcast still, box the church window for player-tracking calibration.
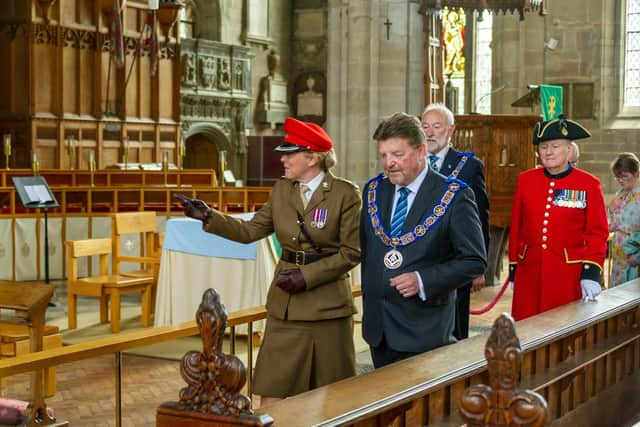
[474,12,493,114]
[625,0,640,106]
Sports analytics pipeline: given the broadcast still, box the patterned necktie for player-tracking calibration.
[390,187,410,236]
[429,154,439,172]
[299,183,310,208]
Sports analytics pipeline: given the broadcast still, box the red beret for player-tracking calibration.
[275,117,333,153]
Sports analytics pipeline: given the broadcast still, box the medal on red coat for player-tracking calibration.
[383,248,403,269]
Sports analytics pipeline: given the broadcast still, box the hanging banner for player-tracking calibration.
[540,84,563,120]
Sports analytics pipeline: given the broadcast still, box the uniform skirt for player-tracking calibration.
[252,315,356,398]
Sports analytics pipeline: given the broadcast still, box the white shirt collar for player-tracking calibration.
[300,170,326,196]
[429,145,450,169]
[395,164,428,196]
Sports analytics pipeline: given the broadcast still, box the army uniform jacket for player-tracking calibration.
[204,172,361,321]
[508,167,608,321]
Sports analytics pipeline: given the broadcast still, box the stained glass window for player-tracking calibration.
[443,7,466,78]
[625,0,640,106]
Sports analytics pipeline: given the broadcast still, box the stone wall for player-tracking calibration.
[491,0,639,195]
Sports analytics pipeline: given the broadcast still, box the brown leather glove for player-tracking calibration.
[275,269,306,294]
[174,194,211,223]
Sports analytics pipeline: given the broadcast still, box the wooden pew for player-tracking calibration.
[260,281,640,427]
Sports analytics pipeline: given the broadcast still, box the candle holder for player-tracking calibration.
[67,135,77,170]
[122,136,130,170]
[179,137,186,170]
[162,151,169,186]
[3,134,10,170]
[31,151,40,176]
[218,150,227,187]
[89,151,96,187]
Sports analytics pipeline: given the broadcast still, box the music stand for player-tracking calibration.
[12,176,59,284]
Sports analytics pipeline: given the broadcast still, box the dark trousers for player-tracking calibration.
[370,336,421,369]
[453,283,471,340]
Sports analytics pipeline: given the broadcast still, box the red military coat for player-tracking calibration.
[508,167,609,321]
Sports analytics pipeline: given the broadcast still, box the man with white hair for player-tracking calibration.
[568,141,580,166]
[421,103,489,340]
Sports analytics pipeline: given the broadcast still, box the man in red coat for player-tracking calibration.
[508,115,609,321]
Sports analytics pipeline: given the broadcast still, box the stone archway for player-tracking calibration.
[182,123,231,184]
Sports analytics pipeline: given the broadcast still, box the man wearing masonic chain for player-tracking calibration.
[360,113,487,368]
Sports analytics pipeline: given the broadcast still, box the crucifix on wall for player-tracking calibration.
[384,17,392,40]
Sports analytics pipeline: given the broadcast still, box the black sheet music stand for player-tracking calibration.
[12,176,59,284]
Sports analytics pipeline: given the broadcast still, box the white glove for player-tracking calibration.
[581,279,601,301]
[509,281,514,290]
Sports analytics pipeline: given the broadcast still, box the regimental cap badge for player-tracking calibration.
[532,114,590,145]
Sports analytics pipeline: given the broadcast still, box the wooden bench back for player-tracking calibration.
[112,212,158,274]
[66,238,112,280]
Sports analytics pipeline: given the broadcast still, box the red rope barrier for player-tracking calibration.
[470,277,511,315]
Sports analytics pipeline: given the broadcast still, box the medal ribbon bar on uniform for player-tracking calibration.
[553,188,587,208]
[366,173,465,249]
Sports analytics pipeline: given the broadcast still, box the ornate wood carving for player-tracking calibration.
[33,24,58,45]
[178,288,252,416]
[460,313,548,427]
[0,22,30,41]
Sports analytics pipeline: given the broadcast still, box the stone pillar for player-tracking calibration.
[326,0,424,186]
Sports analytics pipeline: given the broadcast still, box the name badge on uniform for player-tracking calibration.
[311,208,328,228]
[553,189,587,209]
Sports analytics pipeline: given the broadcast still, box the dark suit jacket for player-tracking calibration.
[440,147,490,252]
[360,169,487,353]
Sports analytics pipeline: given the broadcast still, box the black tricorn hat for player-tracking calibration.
[532,114,591,145]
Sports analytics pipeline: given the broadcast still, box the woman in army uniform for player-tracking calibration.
[179,117,361,406]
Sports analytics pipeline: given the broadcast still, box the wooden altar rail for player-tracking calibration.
[263,281,640,427]
[0,285,362,427]
[0,169,218,189]
[0,185,272,215]
[0,185,271,281]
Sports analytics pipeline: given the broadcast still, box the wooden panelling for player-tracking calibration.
[260,281,640,426]
[454,115,540,228]
[0,0,181,169]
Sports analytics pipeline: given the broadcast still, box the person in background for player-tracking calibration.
[508,115,609,321]
[421,103,490,340]
[360,112,486,368]
[607,152,640,286]
[178,117,361,406]
[568,141,580,166]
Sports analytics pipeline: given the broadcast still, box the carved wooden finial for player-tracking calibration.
[157,289,273,426]
[178,288,252,417]
[459,313,548,427]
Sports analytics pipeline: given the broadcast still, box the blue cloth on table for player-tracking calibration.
[163,215,257,260]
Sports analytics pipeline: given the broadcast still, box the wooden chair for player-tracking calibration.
[65,238,154,333]
[112,212,161,310]
[0,323,61,397]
